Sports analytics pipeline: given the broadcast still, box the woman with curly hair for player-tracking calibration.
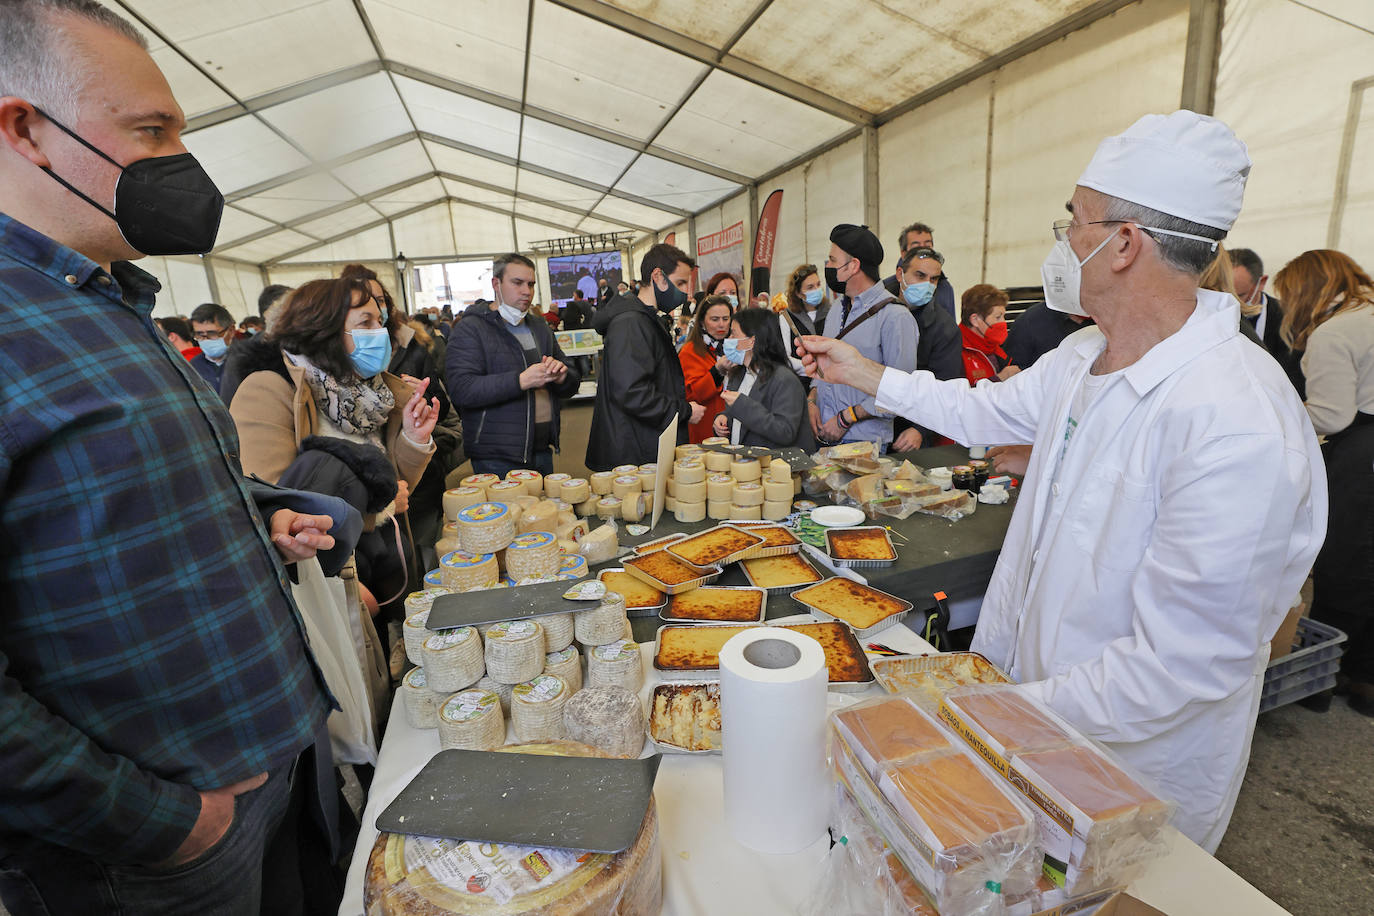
[778,263,829,389]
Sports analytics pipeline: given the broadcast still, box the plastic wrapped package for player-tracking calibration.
[576,519,620,564]
[939,685,1175,895]
[828,702,1042,915]
[869,652,1013,713]
[831,696,951,781]
[802,463,840,496]
[913,490,978,520]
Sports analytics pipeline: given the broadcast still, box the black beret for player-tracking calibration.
[829,224,883,272]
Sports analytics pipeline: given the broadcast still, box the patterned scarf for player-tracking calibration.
[289,352,395,437]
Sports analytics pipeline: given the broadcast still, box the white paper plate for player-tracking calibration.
[810,505,866,527]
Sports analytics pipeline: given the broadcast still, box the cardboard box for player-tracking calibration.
[1269,587,1309,662]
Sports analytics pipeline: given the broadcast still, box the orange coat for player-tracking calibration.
[678,341,726,443]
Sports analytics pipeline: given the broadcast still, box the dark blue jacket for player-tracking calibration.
[190,351,226,398]
[445,309,580,465]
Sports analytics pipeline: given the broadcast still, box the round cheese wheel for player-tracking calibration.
[364,749,662,916]
[402,589,450,664]
[436,689,504,750]
[559,477,590,503]
[704,451,732,472]
[586,639,643,693]
[674,460,706,484]
[663,495,679,513]
[475,675,514,716]
[596,496,623,519]
[610,464,636,476]
[589,471,617,495]
[620,492,646,523]
[665,476,678,498]
[541,472,571,499]
[558,553,588,580]
[764,479,793,502]
[487,480,525,502]
[730,503,763,521]
[441,486,485,520]
[675,501,707,523]
[484,620,545,684]
[576,495,601,517]
[555,519,588,544]
[730,457,762,481]
[454,502,517,555]
[563,686,644,759]
[674,444,702,460]
[422,568,444,589]
[674,479,707,503]
[707,499,732,520]
[732,482,765,507]
[636,468,657,493]
[705,474,734,502]
[544,645,583,691]
[701,436,729,447]
[437,549,499,591]
[575,593,628,646]
[517,500,559,535]
[506,468,544,497]
[459,473,499,497]
[762,499,792,521]
[401,667,443,730]
[505,531,561,581]
[540,612,575,654]
[422,626,484,693]
[577,523,619,564]
[512,674,570,742]
[611,475,642,498]
[769,460,793,485]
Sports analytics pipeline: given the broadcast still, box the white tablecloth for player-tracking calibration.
[340,617,1288,915]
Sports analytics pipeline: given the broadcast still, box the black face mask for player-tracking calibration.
[34,107,224,256]
[824,265,847,295]
[653,271,689,313]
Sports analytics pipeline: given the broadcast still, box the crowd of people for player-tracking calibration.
[1,2,1371,916]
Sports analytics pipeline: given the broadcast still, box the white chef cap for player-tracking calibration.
[1076,110,1251,231]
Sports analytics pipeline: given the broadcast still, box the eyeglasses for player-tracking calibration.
[1051,219,1126,242]
[193,328,230,341]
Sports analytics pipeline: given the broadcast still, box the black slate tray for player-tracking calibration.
[426,575,607,630]
[376,749,661,853]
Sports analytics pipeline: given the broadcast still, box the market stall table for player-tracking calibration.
[340,617,1289,916]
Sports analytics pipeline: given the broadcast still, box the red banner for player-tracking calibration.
[750,189,783,300]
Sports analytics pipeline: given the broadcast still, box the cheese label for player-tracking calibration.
[593,639,637,662]
[423,568,444,587]
[456,502,511,523]
[612,465,638,475]
[514,674,565,702]
[488,620,537,640]
[546,646,578,664]
[461,474,500,488]
[736,482,762,491]
[440,690,497,722]
[441,549,496,569]
[708,473,732,483]
[559,555,588,575]
[597,497,622,508]
[509,532,557,551]
[508,470,540,480]
[425,627,476,650]
[404,611,429,630]
[675,458,702,469]
[489,481,523,492]
[403,667,427,689]
[545,473,570,482]
[613,475,641,487]
[625,524,649,536]
[401,835,606,906]
[404,588,449,614]
[563,580,606,601]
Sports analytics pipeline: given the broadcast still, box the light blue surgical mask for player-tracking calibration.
[722,337,751,366]
[802,287,824,308]
[903,280,935,307]
[347,327,392,378]
[199,336,228,360]
[726,294,739,308]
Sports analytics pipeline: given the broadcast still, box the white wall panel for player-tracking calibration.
[364,0,527,99]
[331,140,434,195]
[210,259,268,319]
[397,77,522,157]
[236,173,358,224]
[595,0,765,48]
[450,203,516,254]
[392,203,458,259]
[219,229,318,263]
[183,118,310,194]
[214,206,279,250]
[279,225,396,265]
[426,143,519,189]
[616,154,740,212]
[372,177,448,216]
[519,117,637,187]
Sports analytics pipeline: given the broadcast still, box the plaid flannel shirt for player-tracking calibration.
[0,213,330,865]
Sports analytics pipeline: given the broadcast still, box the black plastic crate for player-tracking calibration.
[1259,618,1347,713]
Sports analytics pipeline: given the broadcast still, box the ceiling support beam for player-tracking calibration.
[1180,0,1223,115]
[266,200,442,266]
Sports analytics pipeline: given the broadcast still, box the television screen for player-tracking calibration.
[548,251,622,306]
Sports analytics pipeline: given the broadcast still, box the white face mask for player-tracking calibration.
[498,303,525,326]
[1040,222,1218,316]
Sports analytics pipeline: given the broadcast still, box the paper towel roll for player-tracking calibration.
[719,626,829,854]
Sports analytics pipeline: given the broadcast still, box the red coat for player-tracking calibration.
[678,341,726,443]
[960,324,1007,386]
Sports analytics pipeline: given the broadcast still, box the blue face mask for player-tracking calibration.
[347,327,392,379]
[725,294,739,308]
[802,288,824,308]
[722,337,751,366]
[903,280,935,307]
[199,336,228,360]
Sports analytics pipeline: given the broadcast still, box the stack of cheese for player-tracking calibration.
[438,468,596,561]
[573,590,641,696]
[663,442,798,524]
[578,464,655,524]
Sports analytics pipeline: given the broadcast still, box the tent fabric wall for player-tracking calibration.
[146,257,214,319]
[762,135,866,296]
[1215,0,1374,275]
[210,260,269,320]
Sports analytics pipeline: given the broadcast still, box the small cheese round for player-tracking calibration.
[544,645,583,690]
[518,499,559,535]
[563,686,645,758]
[707,499,732,520]
[663,495,679,513]
[484,619,545,684]
[636,466,658,493]
[442,486,486,520]
[673,444,702,460]
[505,531,561,581]
[577,495,602,517]
[402,588,450,663]
[666,477,679,498]
[558,553,588,580]
[575,592,629,646]
[512,674,570,742]
[540,472,570,499]
[454,502,517,555]
[762,499,792,521]
[590,471,617,495]
[559,477,591,503]
[612,475,642,498]
[422,626,484,693]
[596,496,623,519]
[675,501,707,523]
[541,612,576,653]
[730,503,763,521]
[704,451,732,472]
[705,474,734,502]
[763,479,793,502]
[401,666,444,729]
[769,460,793,485]
[620,492,646,523]
[586,639,643,693]
[732,482,765,506]
[506,468,543,497]
[674,460,706,484]
[475,674,514,715]
[676,479,709,503]
[701,436,729,447]
[730,457,762,481]
[437,549,499,590]
[437,689,504,750]
[459,473,500,497]
[486,479,525,502]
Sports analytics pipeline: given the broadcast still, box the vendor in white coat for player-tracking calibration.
[797,111,1327,852]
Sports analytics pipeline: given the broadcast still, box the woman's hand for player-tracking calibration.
[715,356,733,374]
[713,413,730,437]
[720,390,739,406]
[402,377,440,443]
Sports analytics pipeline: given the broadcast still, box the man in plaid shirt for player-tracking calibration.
[0,2,347,912]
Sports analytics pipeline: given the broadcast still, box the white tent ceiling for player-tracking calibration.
[103,0,1124,267]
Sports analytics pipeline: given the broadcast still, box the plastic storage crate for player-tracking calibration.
[1259,618,1347,713]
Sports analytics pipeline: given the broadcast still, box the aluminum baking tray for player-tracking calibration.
[665,524,766,568]
[621,552,723,596]
[739,553,824,595]
[731,523,804,560]
[659,585,768,625]
[825,526,898,568]
[646,681,721,755]
[870,652,1013,711]
[631,532,689,555]
[790,578,914,641]
[596,568,667,617]
[651,622,875,692]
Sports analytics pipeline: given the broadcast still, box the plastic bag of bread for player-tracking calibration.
[827,696,1043,915]
[821,440,882,475]
[939,685,1175,895]
[913,489,977,520]
[802,462,841,496]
